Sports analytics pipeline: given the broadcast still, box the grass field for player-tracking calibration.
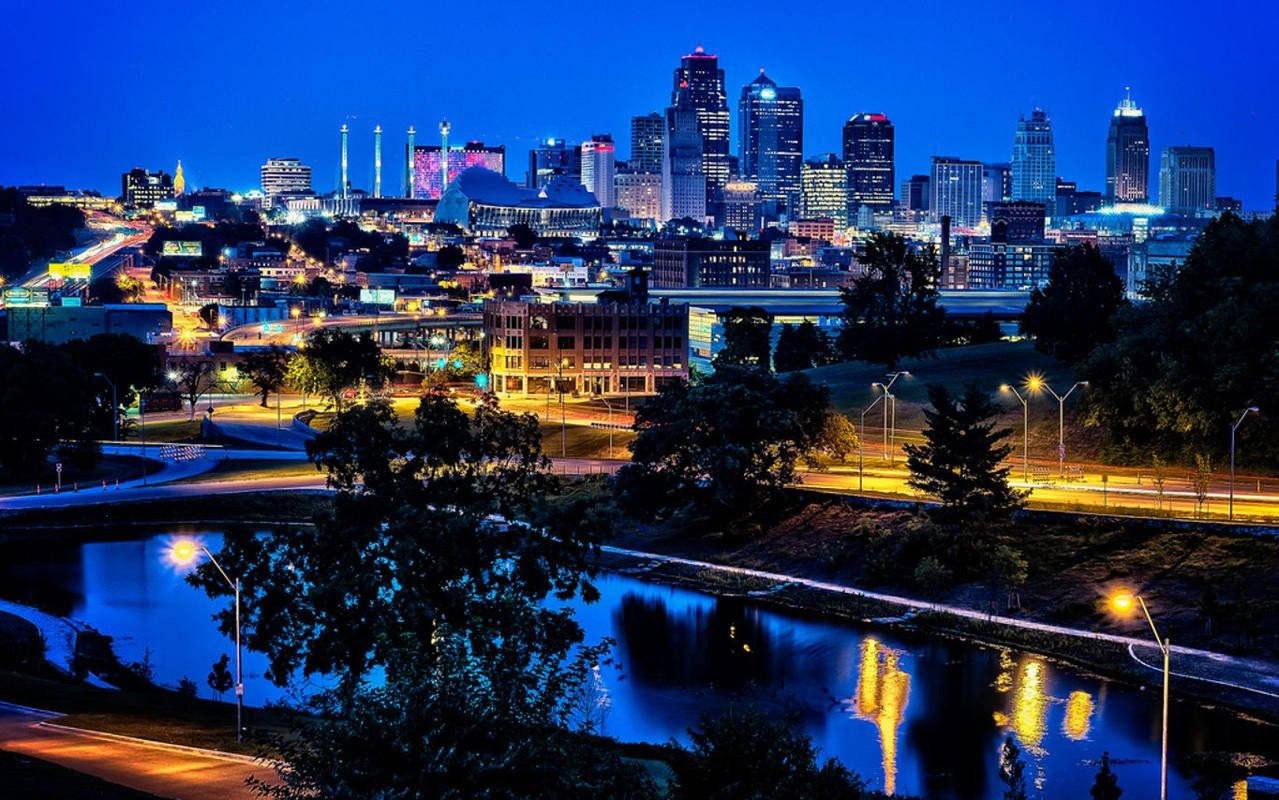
[539,422,634,459]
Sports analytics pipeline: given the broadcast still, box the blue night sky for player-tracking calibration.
[4,0,1277,208]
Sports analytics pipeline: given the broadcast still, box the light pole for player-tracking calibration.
[1109,592,1169,800]
[557,357,569,458]
[168,539,243,742]
[1025,376,1087,477]
[859,393,886,492]
[94,372,118,441]
[599,394,614,459]
[1230,406,1260,520]
[872,371,909,463]
[1000,384,1028,482]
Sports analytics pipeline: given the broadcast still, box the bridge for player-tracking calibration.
[221,312,483,348]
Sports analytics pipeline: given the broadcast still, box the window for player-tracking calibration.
[557,335,576,350]
[556,316,576,330]
[530,335,549,350]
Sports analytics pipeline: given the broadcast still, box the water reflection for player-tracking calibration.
[845,637,911,795]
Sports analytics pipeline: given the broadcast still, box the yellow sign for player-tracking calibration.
[48,262,92,280]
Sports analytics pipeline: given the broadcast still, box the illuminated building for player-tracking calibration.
[1106,89,1150,203]
[843,113,895,218]
[989,201,1046,243]
[983,162,1012,205]
[260,158,313,206]
[791,218,834,242]
[340,123,350,198]
[373,125,383,199]
[800,154,847,229]
[121,168,174,210]
[405,126,415,198]
[615,172,662,222]
[630,113,665,175]
[968,240,1061,289]
[900,174,929,213]
[527,138,581,189]
[1010,108,1055,214]
[433,167,600,237]
[653,237,770,288]
[580,135,616,208]
[738,70,803,219]
[1055,179,1102,217]
[719,181,761,233]
[930,156,984,227]
[662,81,707,222]
[671,46,730,215]
[1158,146,1215,215]
[173,160,186,196]
[412,141,506,200]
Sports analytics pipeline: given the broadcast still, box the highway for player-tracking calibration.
[13,216,151,292]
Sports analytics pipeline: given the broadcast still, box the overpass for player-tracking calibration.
[221,312,482,347]
[648,288,1030,321]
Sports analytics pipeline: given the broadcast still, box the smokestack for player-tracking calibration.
[439,118,451,196]
[340,123,349,199]
[373,125,383,199]
[406,125,416,199]
[940,215,951,283]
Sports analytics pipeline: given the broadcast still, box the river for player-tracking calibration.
[3,526,1276,798]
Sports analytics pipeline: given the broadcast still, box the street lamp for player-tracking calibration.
[1230,407,1260,520]
[167,538,244,742]
[859,394,886,492]
[871,371,909,463]
[557,357,570,458]
[1108,591,1169,800]
[1025,375,1088,477]
[999,384,1028,482]
[94,372,118,441]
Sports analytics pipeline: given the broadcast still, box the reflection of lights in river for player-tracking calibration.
[1012,660,1048,751]
[846,637,911,796]
[1062,690,1094,741]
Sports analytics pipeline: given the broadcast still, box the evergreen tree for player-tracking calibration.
[207,653,233,701]
[1090,751,1122,800]
[714,306,774,370]
[774,320,835,372]
[838,232,946,368]
[999,736,1028,800]
[1021,244,1125,363]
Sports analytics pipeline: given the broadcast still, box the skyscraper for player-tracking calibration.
[842,113,895,219]
[630,113,665,175]
[527,139,581,189]
[800,154,847,229]
[1158,146,1215,215]
[671,47,729,214]
[983,163,1012,204]
[930,157,984,228]
[581,135,616,208]
[1011,108,1055,213]
[260,157,313,204]
[662,81,707,222]
[1105,90,1150,204]
[737,70,803,219]
[900,174,930,213]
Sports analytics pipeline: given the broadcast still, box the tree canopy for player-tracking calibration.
[838,232,946,368]
[1021,244,1125,363]
[287,328,393,410]
[713,306,773,370]
[774,320,835,372]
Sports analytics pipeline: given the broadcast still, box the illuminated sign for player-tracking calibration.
[162,240,203,257]
[3,287,50,307]
[155,200,178,212]
[48,262,92,281]
[359,288,396,306]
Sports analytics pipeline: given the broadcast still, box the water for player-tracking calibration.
[3,528,1276,798]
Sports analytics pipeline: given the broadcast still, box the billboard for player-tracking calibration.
[359,288,396,306]
[3,287,50,307]
[162,240,203,257]
[48,262,92,281]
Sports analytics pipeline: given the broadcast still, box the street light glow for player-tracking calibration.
[163,536,204,569]
[1025,373,1044,392]
[1109,591,1135,614]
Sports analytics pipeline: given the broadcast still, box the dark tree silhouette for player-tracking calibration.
[1021,244,1125,363]
[838,232,946,368]
[713,306,774,370]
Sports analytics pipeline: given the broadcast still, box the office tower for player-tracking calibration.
[527,139,581,189]
[580,135,616,208]
[260,157,313,202]
[671,46,730,212]
[413,140,505,200]
[842,113,894,220]
[983,163,1011,203]
[1105,89,1150,203]
[662,81,707,221]
[405,126,416,198]
[720,180,762,233]
[630,113,665,175]
[929,157,984,227]
[1055,178,1101,217]
[615,173,662,221]
[1011,108,1055,212]
[800,154,847,228]
[653,238,770,287]
[1158,146,1215,215]
[900,174,930,212]
[340,123,349,198]
[373,125,383,198]
[121,168,174,209]
[737,70,803,218]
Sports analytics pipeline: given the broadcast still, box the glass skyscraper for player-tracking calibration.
[842,113,895,220]
[1105,91,1150,204]
[629,113,665,176]
[1011,108,1055,213]
[671,47,729,215]
[737,70,803,219]
[930,156,984,228]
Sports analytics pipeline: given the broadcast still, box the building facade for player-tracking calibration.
[630,113,665,175]
[614,172,663,222]
[842,113,895,219]
[671,47,730,214]
[662,83,707,222]
[652,238,770,288]
[982,162,1012,204]
[801,155,848,229]
[967,242,1061,289]
[1158,146,1215,215]
[1010,108,1055,213]
[720,181,762,233]
[989,201,1047,243]
[527,139,581,189]
[121,168,174,209]
[737,71,803,218]
[412,142,506,199]
[580,135,616,209]
[433,167,600,237]
[1105,92,1150,204]
[930,157,984,227]
[260,158,313,204]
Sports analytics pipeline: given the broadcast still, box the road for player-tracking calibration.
[0,705,263,800]
[16,218,150,291]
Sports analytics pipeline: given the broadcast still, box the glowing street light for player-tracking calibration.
[1108,590,1169,800]
[859,394,886,492]
[1024,375,1088,477]
[871,371,909,463]
[167,537,244,742]
[1230,407,1260,520]
[999,384,1029,482]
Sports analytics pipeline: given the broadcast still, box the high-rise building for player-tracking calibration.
[662,82,707,222]
[842,113,895,219]
[1105,90,1150,204]
[580,135,616,208]
[900,174,930,212]
[527,139,581,189]
[1011,108,1055,213]
[630,113,665,175]
[1158,146,1215,215]
[121,168,174,209]
[653,238,770,288]
[720,181,762,233]
[615,173,662,221]
[983,163,1011,204]
[930,157,984,227]
[1055,178,1102,217]
[800,155,847,229]
[412,141,506,199]
[737,70,803,218]
[671,47,730,214]
[260,157,313,202]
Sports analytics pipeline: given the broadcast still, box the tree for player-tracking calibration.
[616,366,831,521]
[810,410,858,465]
[999,736,1028,800]
[507,223,539,249]
[713,306,773,370]
[63,333,164,436]
[287,328,392,411]
[905,383,1026,523]
[673,709,871,800]
[435,244,466,270]
[1090,751,1122,800]
[240,347,291,407]
[838,232,946,368]
[171,359,217,420]
[1191,453,1213,517]
[774,320,835,372]
[0,343,99,479]
[207,653,233,701]
[1021,245,1125,363]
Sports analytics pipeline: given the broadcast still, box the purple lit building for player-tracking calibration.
[412,142,506,199]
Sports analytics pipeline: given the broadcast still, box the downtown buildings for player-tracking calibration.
[669,47,730,218]
[260,157,313,206]
[413,141,506,200]
[1105,91,1151,204]
[1158,146,1216,215]
[580,135,616,209]
[929,157,984,228]
[121,168,174,210]
[801,154,848,229]
[843,113,895,221]
[1011,108,1055,214]
[737,70,803,220]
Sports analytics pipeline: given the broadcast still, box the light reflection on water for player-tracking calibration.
[3,529,1277,799]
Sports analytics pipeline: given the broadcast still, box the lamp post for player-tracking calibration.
[859,393,886,492]
[1109,592,1169,800]
[872,371,909,463]
[1000,384,1028,482]
[557,357,569,458]
[1025,376,1087,477]
[94,372,118,441]
[169,539,243,742]
[599,394,614,459]
[1230,406,1260,520]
